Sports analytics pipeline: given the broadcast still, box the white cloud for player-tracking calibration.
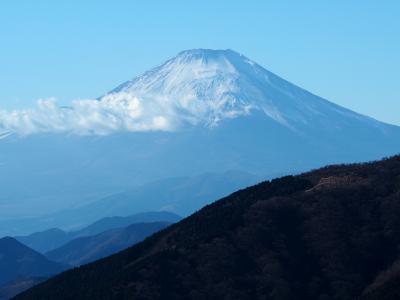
[0,93,177,135]
[0,90,257,136]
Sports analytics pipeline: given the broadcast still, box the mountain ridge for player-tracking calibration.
[15,211,181,253]
[45,221,171,266]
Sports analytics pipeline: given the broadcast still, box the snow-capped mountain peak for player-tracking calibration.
[0,49,388,136]
[104,49,378,130]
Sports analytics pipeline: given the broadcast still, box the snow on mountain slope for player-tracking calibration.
[106,49,384,132]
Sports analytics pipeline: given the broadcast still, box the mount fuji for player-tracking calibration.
[108,49,386,132]
[1,49,399,235]
[96,48,400,176]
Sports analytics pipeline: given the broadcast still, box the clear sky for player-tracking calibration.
[1,0,399,125]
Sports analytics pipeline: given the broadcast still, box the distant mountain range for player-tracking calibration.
[15,156,400,300]
[15,211,180,253]
[2,215,176,299]
[1,49,400,237]
[46,222,170,266]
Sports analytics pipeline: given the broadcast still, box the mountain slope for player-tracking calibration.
[15,211,180,253]
[15,156,400,300]
[46,222,171,266]
[0,237,66,286]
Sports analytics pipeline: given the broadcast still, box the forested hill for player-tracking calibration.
[15,155,400,300]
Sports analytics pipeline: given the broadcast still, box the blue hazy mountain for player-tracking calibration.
[15,228,68,254]
[15,211,180,253]
[45,222,171,266]
[0,237,66,286]
[1,49,399,235]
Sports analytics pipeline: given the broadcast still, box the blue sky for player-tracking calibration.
[1,1,399,125]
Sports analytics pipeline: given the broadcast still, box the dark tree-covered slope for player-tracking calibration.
[15,156,400,300]
[0,277,45,300]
